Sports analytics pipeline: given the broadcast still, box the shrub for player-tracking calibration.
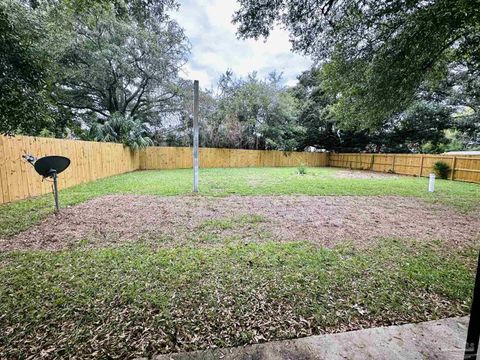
[433,161,451,179]
[297,164,307,175]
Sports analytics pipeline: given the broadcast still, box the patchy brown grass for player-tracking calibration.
[1,194,478,251]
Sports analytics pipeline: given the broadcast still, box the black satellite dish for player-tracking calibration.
[34,156,70,178]
[24,155,71,213]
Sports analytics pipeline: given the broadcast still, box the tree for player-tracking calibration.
[209,71,303,150]
[52,4,189,131]
[160,71,304,151]
[411,62,480,151]
[25,0,179,22]
[292,66,453,153]
[379,101,452,153]
[0,0,54,134]
[90,112,153,149]
[0,0,185,137]
[233,0,480,129]
[290,68,340,150]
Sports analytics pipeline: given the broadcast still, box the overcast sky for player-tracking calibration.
[170,0,312,89]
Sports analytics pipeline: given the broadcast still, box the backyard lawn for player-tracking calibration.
[1,167,479,359]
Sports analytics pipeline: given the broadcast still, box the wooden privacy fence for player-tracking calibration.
[140,146,326,170]
[0,135,140,204]
[329,153,480,184]
[1,135,479,204]
[0,135,327,203]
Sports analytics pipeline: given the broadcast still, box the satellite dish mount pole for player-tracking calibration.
[51,171,60,213]
[24,155,70,213]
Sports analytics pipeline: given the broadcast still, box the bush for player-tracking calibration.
[297,164,307,175]
[433,161,451,179]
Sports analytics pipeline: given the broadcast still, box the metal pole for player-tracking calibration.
[193,80,199,193]
[52,172,59,213]
[465,250,480,359]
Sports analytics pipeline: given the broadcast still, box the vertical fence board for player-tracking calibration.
[0,136,7,203]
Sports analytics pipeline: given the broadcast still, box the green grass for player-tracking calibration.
[0,239,476,359]
[1,167,479,358]
[1,167,479,236]
[197,214,266,231]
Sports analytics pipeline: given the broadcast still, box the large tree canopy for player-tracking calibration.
[52,4,189,127]
[291,66,455,153]
[25,0,178,21]
[0,0,183,136]
[234,0,480,129]
[2,0,479,153]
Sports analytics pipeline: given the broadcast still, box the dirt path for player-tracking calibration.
[1,195,479,251]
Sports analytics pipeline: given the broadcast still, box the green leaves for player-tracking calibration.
[90,113,153,149]
[198,71,304,151]
[0,1,55,134]
[53,4,189,129]
[234,0,480,131]
[1,1,188,140]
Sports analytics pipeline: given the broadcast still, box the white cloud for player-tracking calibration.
[181,64,210,86]
[171,0,312,89]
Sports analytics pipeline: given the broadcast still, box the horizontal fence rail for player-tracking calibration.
[329,153,480,184]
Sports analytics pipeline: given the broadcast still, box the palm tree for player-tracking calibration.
[90,113,153,150]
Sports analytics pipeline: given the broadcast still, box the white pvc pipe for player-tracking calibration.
[429,173,435,192]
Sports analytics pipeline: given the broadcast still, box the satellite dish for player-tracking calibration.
[34,156,70,178]
[24,155,71,213]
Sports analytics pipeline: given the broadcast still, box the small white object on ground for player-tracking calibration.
[429,173,436,192]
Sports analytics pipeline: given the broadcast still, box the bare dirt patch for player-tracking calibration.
[333,169,400,179]
[1,195,479,251]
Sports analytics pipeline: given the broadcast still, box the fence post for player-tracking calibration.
[419,154,424,177]
[451,156,457,180]
[392,155,396,173]
[370,154,375,170]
